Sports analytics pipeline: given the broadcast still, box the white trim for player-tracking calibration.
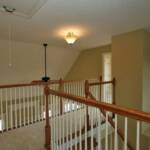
[102,52,112,81]
[0,119,3,131]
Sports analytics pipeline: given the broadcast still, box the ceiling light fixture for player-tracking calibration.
[65,32,77,44]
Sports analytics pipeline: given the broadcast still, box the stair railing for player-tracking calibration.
[0,79,150,150]
[87,76,116,104]
[0,82,46,133]
[87,91,135,150]
[86,78,137,150]
[0,79,85,134]
[45,82,150,150]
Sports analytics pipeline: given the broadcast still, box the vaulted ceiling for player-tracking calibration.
[0,0,150,50]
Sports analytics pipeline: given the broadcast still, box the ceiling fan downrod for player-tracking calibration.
[42,43,50,82]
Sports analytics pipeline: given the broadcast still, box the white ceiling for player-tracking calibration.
[0,0,150,50]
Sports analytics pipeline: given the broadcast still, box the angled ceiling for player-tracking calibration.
[0,0,150,50]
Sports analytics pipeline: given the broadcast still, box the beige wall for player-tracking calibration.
[142,31,150,141]
[0,39,79,85]
[112,29,144,109]
[112,29,150,149]
[66,45,111,80]
[142,31,150,113]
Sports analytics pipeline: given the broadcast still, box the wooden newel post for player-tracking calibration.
[84,80,90,129]
[99,76,102,102]
[112,78,116,118]
[85,80,89,98]
[44,84,51,150]
[112,78,116,105]
[59,78,63,115]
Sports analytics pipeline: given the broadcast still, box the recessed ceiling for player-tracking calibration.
[0,0,48,18]
[0,0,150,50]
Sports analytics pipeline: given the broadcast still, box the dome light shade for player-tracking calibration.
[65,32,77,44]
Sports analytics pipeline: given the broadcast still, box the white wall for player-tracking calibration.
[0,39,79,84]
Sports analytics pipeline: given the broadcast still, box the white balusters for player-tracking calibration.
[63,81,85,97]
[70,100,73,150]
[0,85,48,131]
[0,90,3,132]
[96,85,99,100]
[23,87,26,125]
[54,115,56,149]
[58,97,62,150]
[105,111,109,150]
[136,121,140,150]
[9,88,13,129]
[5,89,8,130]
[91,107,94,150]
[52,94,56,150]
[18,87,22,126]
[69,83,71,95]
[79,82,82,97]
[124,117,128,150]
[34,86,37,122]
[27,87,30,124]
[50,95,53,150]
[114,114,118,150]
[62,99,65,150]
[41,86,44,121]
[97,109,102,150]
[84,105,87,150]
[54,95,58,148]
[74,102,77,150]
[66,100,69,150]
[31,86,34,123]
[73,82,75,95]
[79,105,82,150]
[37,86,40,121]
[57,96,60,148]
[14,88,17,128]
[52,95,56,150]
[73,82,76,96]
[77,82,79,96]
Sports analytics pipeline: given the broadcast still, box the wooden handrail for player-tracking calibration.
[0,81,149,122]
[0,77,114,94]
[0,78,114,90]
[0,78,84,89]
[0,82,44,89]
[88,80,113,86]
[0,79,76,89]
[61,79,84,83]
[32,79,84,84]
[48,89,150,123]
[32,80,59,84]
